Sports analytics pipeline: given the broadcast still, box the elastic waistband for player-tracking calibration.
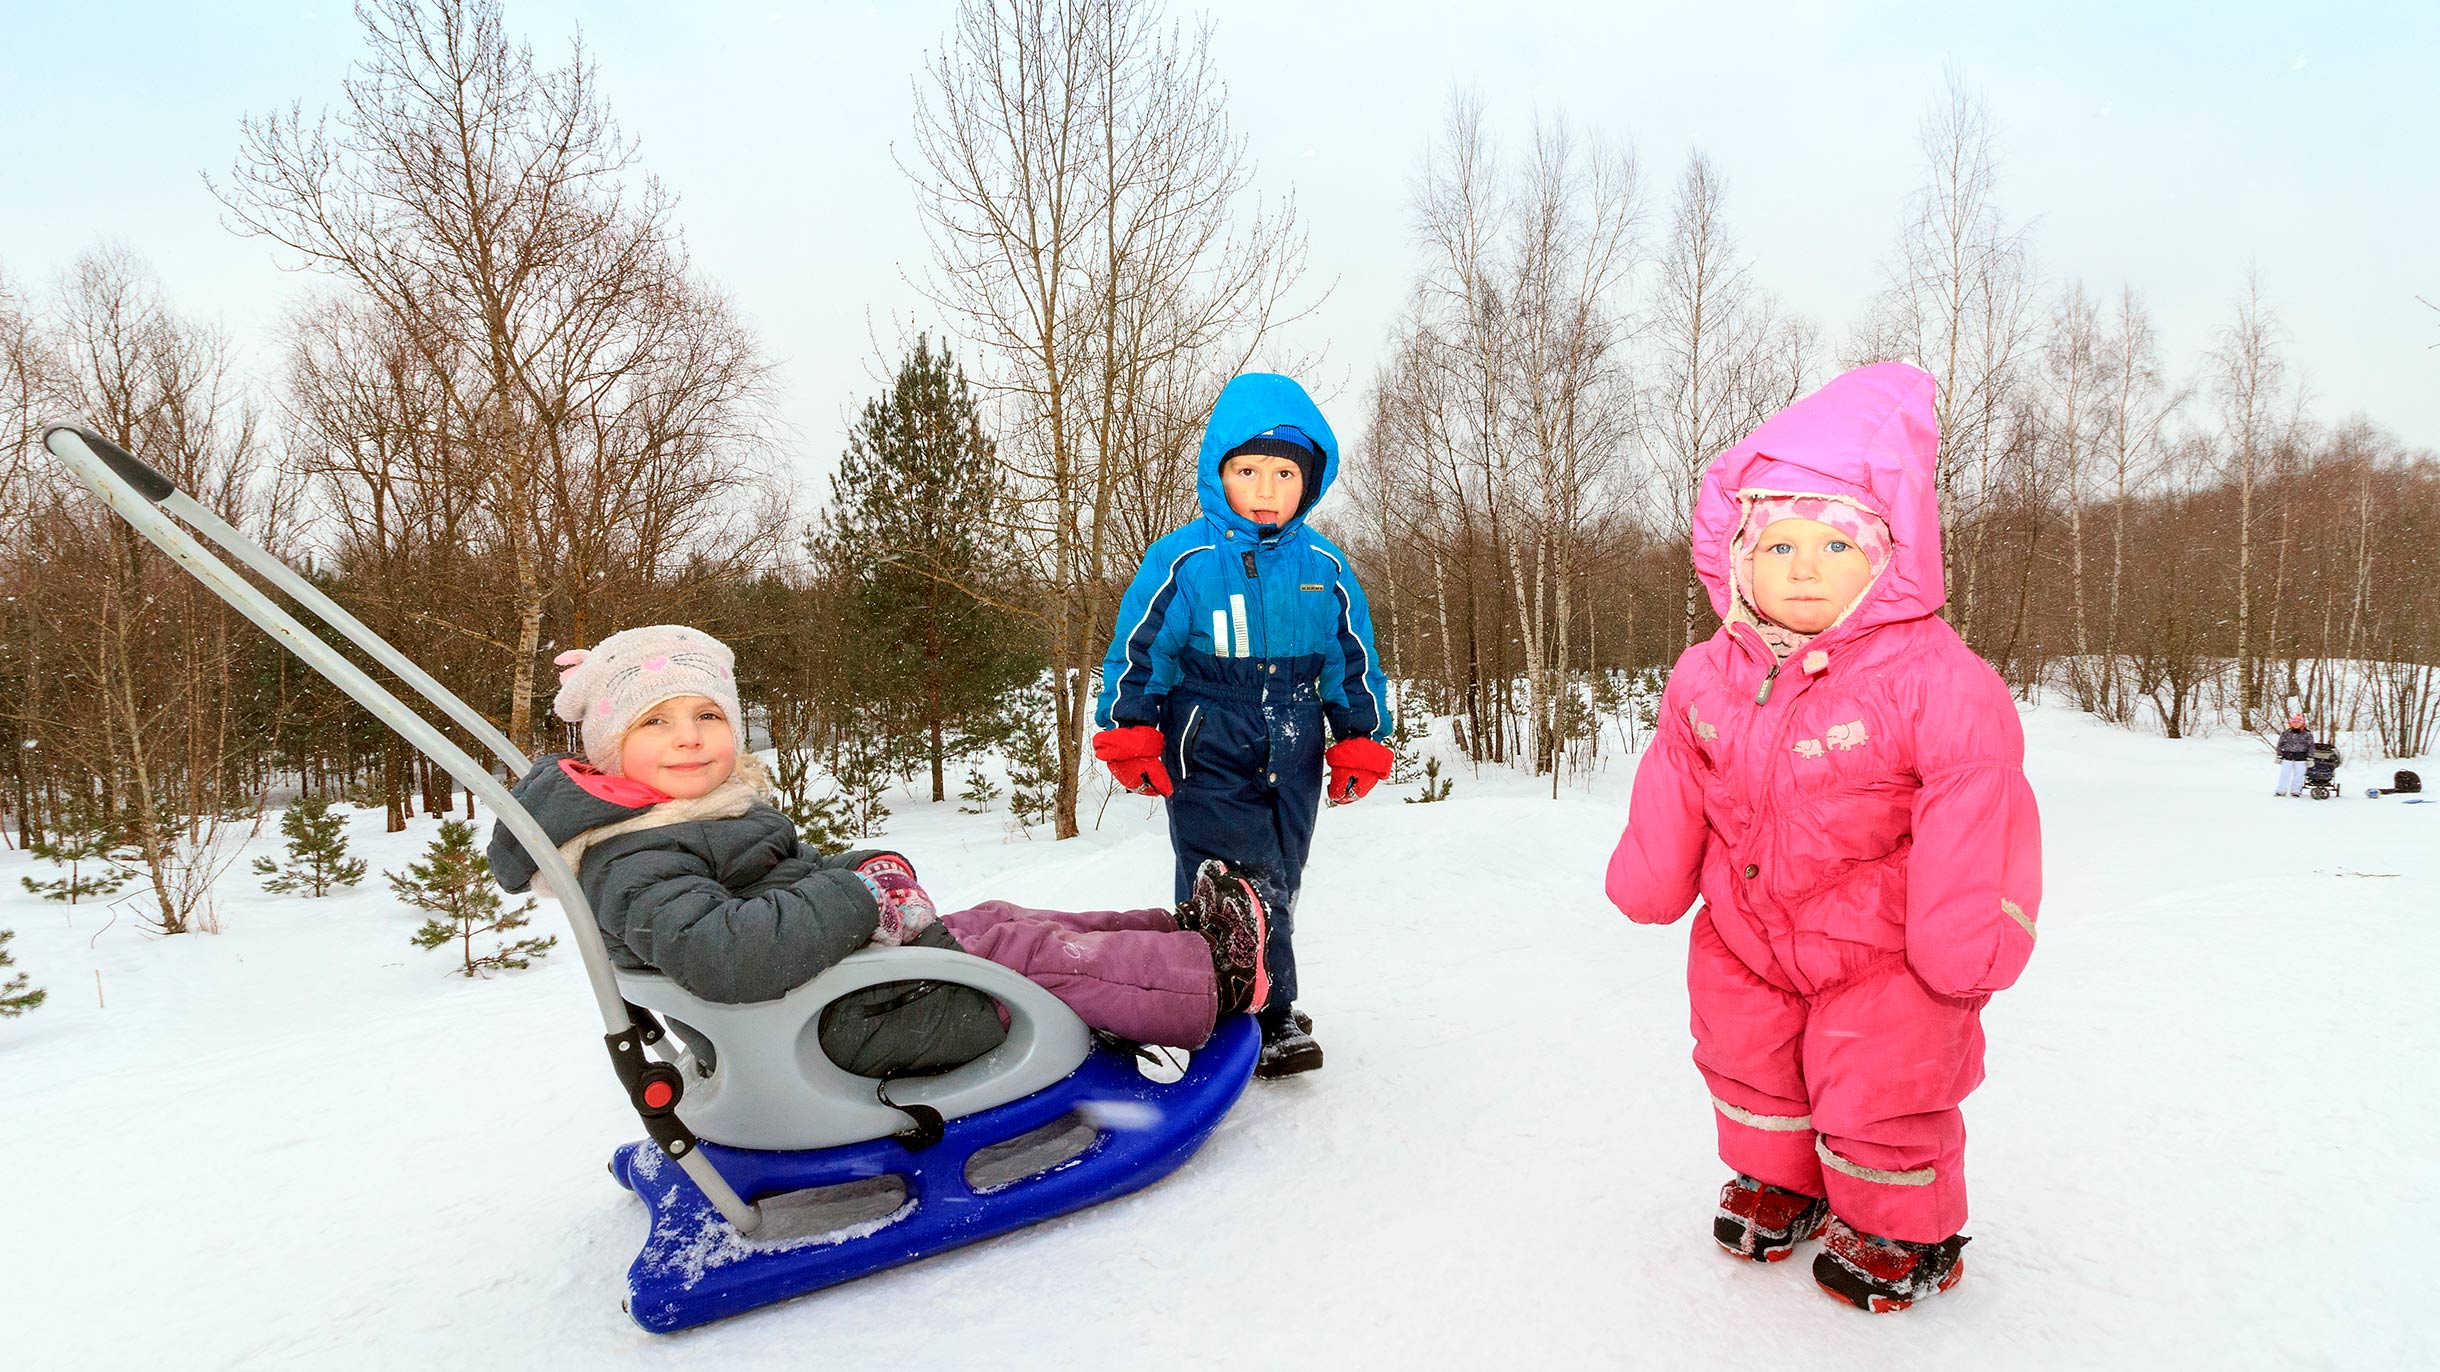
[1177,652,1322,704]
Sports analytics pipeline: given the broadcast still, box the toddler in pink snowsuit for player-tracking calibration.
[1606,362,2041,1312]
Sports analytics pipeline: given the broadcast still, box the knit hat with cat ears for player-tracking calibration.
[550,625,743,774]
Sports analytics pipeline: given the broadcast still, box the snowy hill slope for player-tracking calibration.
[4,705,2434,1370]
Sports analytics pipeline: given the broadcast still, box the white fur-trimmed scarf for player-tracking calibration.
[531,752,778,900]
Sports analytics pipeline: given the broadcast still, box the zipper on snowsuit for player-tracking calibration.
[1754,660,1784,705]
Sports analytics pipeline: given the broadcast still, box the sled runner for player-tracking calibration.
[41,421,1260,1334]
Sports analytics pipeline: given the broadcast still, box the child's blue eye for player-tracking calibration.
[1828,540,1851,553]
[1767,542,1793,555]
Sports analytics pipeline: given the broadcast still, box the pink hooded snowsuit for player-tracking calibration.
[1606,361,2042,1243]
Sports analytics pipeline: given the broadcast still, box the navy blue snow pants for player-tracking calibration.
[1162,654,1325,1013]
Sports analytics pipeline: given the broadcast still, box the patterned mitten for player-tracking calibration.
[857,854,938,943]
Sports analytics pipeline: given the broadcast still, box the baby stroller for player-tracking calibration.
[42,422,1261,1333]
[2304,742,2343,800]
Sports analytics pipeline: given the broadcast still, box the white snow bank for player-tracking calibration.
[3,705,2433,1368]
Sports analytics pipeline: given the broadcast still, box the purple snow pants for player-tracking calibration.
[943,901,1218,1049]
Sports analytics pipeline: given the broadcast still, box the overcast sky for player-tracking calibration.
[9,1,2434,501]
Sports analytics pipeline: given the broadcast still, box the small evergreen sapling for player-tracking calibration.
[780,785,856,853]
[19,801,133,904]
[0,929,44,1017]
[1384,708,1423,785]
[393,820,556,978]
[831,721,894,840]
[252,795,369,897]
[771,735,855,851]
[957,764,1002,814]
[1405,755,1454,804]
[1002,690,1059,832]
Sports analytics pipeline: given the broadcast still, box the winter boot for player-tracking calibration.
[1255,1007,1324,1078]
[1181,860,1270,1016]
[1812,1217,1969,1312]
[1713,1173,1830,1262]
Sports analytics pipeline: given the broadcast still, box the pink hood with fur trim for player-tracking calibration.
[1700,360,1941,641]
[1606,362,2042,1000]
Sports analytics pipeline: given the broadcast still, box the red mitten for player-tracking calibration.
[1324,736,1394,806]
[1093,726,1173,797]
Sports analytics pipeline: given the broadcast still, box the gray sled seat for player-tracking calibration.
[615,945,1093,1151]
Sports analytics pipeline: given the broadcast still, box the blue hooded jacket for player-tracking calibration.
[1094,373,1393,744]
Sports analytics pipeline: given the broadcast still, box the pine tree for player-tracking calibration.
[251,794,369,897]
[1383,703,1424,785]
[392,820,555,978]
[1404,756,1454,804]
[0,929,45,1018]
[832,712,894,840]
[19,800,134,904]
[814,334,1044,802]
[1002,685,1060,832]
[957,764,1003,815]
[778,779,856,852]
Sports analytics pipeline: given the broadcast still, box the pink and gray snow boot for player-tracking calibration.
[1812,1217,1969,1312]
[1178,859,1270,1016]
[1714,1173,1830,1262]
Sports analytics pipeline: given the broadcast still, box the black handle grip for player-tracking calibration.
[44,423,176,504]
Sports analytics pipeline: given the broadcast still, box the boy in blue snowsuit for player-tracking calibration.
[1093,373,1395,1077]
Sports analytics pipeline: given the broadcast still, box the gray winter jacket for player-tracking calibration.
[2276,727,2314,761]
[487,753,1006,1078]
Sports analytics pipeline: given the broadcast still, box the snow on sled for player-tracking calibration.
[605,952,1258,1332]
[40,421,1263,1336]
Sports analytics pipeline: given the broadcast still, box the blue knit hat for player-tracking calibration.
[1222,425,1321,520]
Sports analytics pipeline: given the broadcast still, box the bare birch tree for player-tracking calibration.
[216,0,734,753]
[1367,97,1646,777]
[2092,287,2178,719]
[2040,281,2107,707]
[906,0,1309,836]
[2209,271,2287,724]
[1851,73,2035,638]
[30,249,267,934]
[1650,152,1813,648]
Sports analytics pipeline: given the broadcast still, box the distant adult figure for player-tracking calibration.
[2274,712,2313,797]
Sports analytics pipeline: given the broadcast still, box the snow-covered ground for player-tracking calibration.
[5,705,2435,1370]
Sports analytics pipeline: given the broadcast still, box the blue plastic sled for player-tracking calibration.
[609,1015,1261,1333]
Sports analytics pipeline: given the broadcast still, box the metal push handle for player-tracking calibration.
[40,421,771,1232]
[43,424,528,774]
